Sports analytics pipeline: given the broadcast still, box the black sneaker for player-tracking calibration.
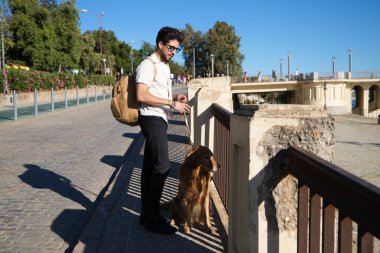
[139,215,146,226]
[145,215,177,235]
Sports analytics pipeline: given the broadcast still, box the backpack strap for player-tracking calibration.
[146,57,157,80]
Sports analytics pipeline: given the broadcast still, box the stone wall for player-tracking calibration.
[229,104,335,253]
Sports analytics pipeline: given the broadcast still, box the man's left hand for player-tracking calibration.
[174,94,187,103]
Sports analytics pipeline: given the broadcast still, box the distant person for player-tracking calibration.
[244,71,247,82]
[272,70,277,81]
[257,71,261,82]
[295,68,299,80]
[115,71,121,81]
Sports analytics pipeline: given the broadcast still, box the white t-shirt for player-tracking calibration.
[136,53,172,122]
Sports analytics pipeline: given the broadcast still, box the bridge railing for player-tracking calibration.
[231,74,296,83]
[351,71,380,79]
[231,71,380,83]
[287,145,380,253]
[211,103,232,212]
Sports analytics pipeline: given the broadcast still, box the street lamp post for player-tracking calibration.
[138,38,145,58]
[210,54,215,77]
[348,48,352,73]
[130,50,134,75]
[193,48,195,78]
[288,51,291,80]
[102,58,106,75]
[130,40,134,75]
[280,58,283,80]
[81,9,105,75]
[225,60,229,76]
[324,82,327,110]
[332,56,336,79]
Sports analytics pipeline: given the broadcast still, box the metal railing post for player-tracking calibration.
[109,83,112,99]
[13,90,17,121]
[95,84,97,102]
[64,87,68,109]
[51,87,54,112]
[76,85,79,106]
[34,88,38,116]
[102,84,105,100]
[86,84,89,104]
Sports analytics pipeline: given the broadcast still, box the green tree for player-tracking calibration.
[111,41,131,75]
[206,21,244,77]
[181,24,207,77]
[8,0,81,71]
[181,22,244,78]
[79,33,100,74]
[169,61,186,76]
[53,0,81,71]
[140,41,155,59]
[8,0,45,67]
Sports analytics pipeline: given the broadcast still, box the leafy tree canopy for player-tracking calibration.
[181,21,244,77]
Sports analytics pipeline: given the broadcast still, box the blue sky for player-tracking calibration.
[66,0,379,75]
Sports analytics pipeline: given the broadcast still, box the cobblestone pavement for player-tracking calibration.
[0,100,140,252]
[332,114,380,187]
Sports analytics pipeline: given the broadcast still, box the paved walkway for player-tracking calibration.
[0,98,227,253]
[333,114,380,187]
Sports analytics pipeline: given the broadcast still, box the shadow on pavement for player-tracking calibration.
[18,131,143,252]
[19,164,94,252]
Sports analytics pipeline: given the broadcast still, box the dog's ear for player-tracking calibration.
[183,146,200,167]
[185,146,199,158]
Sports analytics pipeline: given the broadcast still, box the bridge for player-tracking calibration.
[230,71,380,117]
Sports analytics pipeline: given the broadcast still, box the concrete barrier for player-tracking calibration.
[0,86,111,107]
[228,104,334,253]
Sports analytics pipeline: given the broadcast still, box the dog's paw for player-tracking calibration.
[183,224,191,233]
[169,219,175,226]
[206,225,216,234]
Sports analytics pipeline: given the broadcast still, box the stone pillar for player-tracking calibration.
[228,104,334,253]
[187,77,233,150]
[363,88,369,116]
[345,86,353,113]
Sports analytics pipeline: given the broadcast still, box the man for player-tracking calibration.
[136,27,190,234]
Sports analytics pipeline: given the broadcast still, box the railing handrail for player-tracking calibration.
[211,103,232,128]
[287,144,380,239]
[211,102,231,212]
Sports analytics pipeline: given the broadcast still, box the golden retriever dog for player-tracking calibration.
[168,145,219,233]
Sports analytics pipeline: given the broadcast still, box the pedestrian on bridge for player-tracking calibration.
[136,26,191,235]
[272,70,277,81]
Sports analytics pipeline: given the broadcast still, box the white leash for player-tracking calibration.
[183,112,192,145]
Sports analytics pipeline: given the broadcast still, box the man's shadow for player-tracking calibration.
[19,164,92,209]
[18,164,95,252]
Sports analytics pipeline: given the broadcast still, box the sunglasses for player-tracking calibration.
[164,43,181,53]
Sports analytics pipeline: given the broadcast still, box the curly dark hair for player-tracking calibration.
[156,27,184,48]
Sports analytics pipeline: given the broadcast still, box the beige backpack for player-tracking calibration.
[110,59,156,126]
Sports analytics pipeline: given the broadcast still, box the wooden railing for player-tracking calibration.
[211,103,231,212]
[287,145,380,253]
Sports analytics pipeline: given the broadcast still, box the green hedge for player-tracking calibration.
[0,69,115,93]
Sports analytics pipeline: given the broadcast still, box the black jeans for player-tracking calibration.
[138,115,170,219]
